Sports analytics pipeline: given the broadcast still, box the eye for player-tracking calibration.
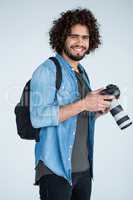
[71,35,78,39]
[82,36,89,40]
[69,34,78,39]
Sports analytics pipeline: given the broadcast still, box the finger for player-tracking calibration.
[103,108,110,113]
[105,108,110,112]
[103,95,115,100]
[92,88,104,94]
[100,108,107,113]
[98,104,107,111]
[99,103,111,110]
[100,108,110,114]
[103,101,111,107]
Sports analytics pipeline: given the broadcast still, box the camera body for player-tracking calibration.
[100,84,132,130]
[100,84,120,99]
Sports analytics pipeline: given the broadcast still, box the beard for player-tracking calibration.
[63,45,88,61]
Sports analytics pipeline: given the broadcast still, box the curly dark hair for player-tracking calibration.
[49,8,101,54]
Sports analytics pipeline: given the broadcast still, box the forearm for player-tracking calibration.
[59,99,85,122]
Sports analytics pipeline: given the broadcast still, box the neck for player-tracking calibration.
[62,51,79,71]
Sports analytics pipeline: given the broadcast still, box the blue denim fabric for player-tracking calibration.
[30,53,96,185]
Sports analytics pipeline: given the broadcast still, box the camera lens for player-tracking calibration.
[110,99,132,130]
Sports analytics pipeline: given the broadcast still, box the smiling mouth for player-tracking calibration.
[71,47,86,54]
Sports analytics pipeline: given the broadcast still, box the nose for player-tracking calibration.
[77,36,84,45]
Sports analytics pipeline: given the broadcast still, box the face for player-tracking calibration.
[63,24,90,61]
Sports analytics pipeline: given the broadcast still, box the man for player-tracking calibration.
[30,8,114,200]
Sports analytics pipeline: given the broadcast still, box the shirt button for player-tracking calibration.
[69,181,72,186]
[68,157,71,161]
[73,132,75,136]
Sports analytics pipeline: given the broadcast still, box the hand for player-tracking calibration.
[95,107,110,119]
[82,88,114,112]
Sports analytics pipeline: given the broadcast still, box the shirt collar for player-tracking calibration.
[55,53,84,74]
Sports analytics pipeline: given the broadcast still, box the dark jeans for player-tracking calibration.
[39,169,92,200]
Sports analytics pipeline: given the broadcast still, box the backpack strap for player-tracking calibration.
[49,57,62,90]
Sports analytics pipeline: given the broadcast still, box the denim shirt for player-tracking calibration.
[30,53,96,185]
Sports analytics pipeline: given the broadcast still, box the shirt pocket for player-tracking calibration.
[57,85,80,106]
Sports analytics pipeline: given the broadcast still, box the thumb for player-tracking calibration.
[92,87,104,94]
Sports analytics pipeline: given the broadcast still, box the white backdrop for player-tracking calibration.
[0,0,133,199]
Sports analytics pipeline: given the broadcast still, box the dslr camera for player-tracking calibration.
[100,84,132,130]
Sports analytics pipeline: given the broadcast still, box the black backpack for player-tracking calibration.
[14,57,62,142]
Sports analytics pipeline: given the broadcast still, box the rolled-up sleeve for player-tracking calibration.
[30,59,59,128]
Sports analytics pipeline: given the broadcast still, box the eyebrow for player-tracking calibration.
[69,33,89,36]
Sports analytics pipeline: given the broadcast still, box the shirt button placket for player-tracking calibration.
[68,144,73,161]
